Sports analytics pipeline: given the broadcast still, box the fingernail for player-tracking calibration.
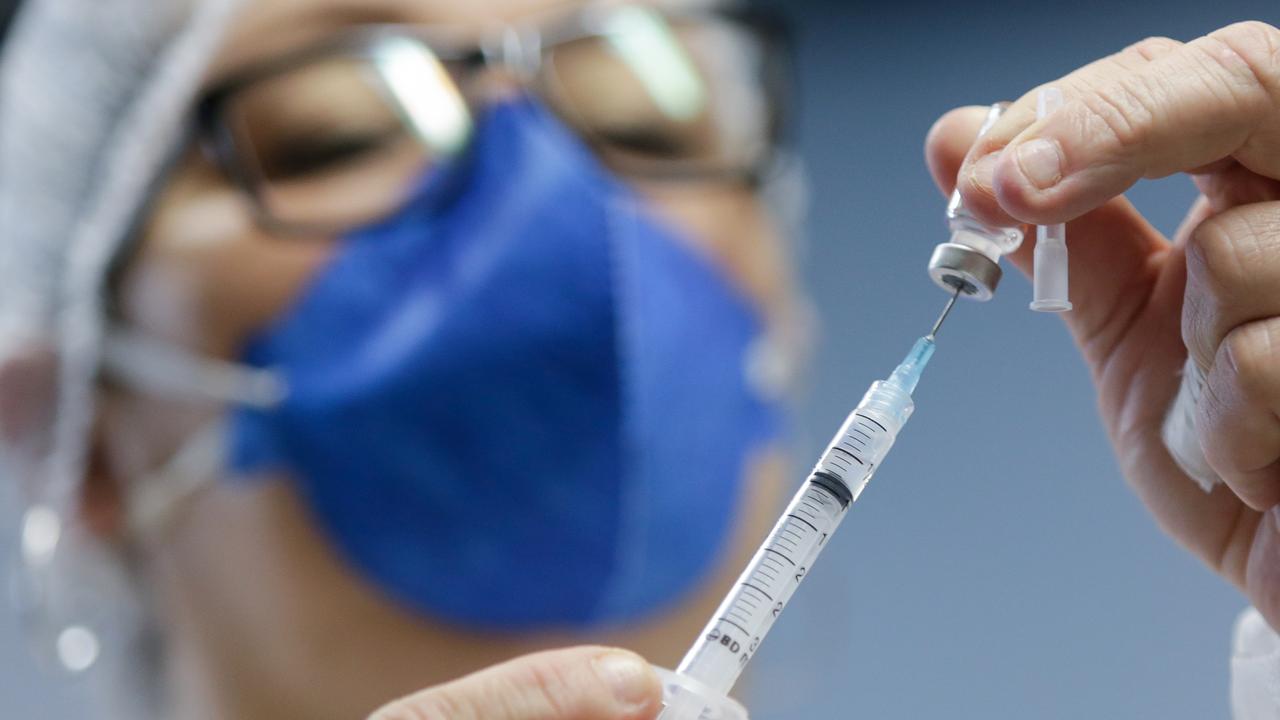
[594,652,655,709]
[968,153,998,195]
[1014,138,1064,189]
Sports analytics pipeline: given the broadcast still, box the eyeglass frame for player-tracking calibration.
[193,3,795,237]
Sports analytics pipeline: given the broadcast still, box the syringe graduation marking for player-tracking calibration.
[855,413,886,432]
[764,548,794,566]
[683,471,862,686]
[786,514,818,532]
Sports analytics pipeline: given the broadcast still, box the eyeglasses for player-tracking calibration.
[195,4,793,236]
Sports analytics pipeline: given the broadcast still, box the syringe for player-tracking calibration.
[656,291,961,719]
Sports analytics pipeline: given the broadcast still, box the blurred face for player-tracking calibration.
[101,1,797,718]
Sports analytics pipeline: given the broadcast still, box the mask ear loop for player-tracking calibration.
[100,325,286,409]
[124,419,226,541]
[100,325,285,537]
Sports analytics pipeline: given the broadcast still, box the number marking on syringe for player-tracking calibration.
[701,481,848,671]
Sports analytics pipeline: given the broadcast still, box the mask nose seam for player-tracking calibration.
[588,194,654,623]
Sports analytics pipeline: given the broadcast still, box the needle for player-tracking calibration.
[927,286,962,341]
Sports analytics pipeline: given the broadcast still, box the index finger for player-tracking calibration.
[959,21,1280,226]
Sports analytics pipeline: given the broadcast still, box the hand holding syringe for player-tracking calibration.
[655,289,963,719]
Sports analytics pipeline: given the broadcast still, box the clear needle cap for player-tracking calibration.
[1030,86,1072,313]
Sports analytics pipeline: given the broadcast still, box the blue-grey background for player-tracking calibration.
[1,1,1277,718]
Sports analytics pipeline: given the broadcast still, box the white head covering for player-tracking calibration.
[0,0,242,712]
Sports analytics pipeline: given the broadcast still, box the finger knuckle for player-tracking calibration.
[512,657,576,717]
[1217,21,1280,67]
[1186,212,1251,297]
[370,697,450,720]
[1078,78,1158,153]
[1190,204,1280,291]
[1125,36,1181,61]
[1205,22,1280,107]
[1221,320,1280,401]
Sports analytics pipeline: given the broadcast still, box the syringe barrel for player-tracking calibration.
[674,477,849,694]
[671,385,911,698]
[1029,87,1072,313]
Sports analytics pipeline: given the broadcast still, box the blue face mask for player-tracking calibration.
[229,97,780,629]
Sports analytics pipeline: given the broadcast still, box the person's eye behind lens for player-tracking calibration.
[258,124,407,179]
[593,124,696,159]
[215,53,451,228]
[539,13,777,174]
[227,55,416,178]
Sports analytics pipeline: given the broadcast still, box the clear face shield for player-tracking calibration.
[1,0,810,700]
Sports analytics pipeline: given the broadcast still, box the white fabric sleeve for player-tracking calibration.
[1163,358,1222,492]
[1231,607,1280,719]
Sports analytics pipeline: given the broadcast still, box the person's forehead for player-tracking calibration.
[207,0,707,84]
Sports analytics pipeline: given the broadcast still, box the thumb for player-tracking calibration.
[369,646,663,720]
[926,106,1170,368]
